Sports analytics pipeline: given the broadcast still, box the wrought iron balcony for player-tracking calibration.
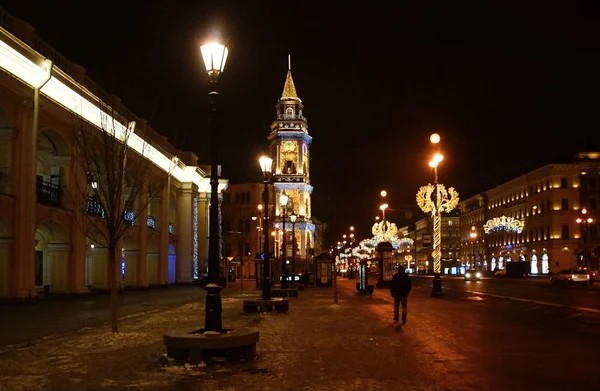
[36,180,60,206]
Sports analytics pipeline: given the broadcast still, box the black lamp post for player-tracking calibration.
[290,211,297,274]
[200,41,228,333]
[280,191,289,287]
[577,208,594,269]
[259,156,273,300]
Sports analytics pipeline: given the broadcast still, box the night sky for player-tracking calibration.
[4,1,599,241]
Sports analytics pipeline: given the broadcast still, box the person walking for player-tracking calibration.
[390,265,412,324]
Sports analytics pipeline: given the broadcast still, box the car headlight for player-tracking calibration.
[466,273,471,278]
[476,272,481,278]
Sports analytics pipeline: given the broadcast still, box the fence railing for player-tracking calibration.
[36,180,60,206]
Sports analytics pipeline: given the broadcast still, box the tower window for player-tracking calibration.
[285,160,295,174]
[285,107,294,117]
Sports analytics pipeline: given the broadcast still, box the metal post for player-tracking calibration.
[262,181,272,300]
[281,208,287,288]
[584,221,589,269]
[204,82,223,332]
[292,220,296,274]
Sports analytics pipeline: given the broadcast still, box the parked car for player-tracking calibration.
[464,269,482,282]
[581,268,598,283]
[549,269,590,285]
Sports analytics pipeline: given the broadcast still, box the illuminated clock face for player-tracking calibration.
[282,141,296,152]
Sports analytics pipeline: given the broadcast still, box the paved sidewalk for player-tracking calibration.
[0,279,451,391]
[0,285,209,349]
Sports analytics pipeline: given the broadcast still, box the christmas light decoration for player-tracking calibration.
[192,196,198,279]
[483,216,524,234]
[416,183,460,275]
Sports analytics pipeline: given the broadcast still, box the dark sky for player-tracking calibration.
[4,0,599,241]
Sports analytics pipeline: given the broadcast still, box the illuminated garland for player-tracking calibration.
[483,216,524,234]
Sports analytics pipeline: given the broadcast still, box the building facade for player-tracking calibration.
[269,66,315,273]
[459,194,489,269]
[458,153,600,274]
[221,182,275,278]
[0,11,226,299]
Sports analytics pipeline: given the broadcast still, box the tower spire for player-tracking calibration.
[281,55,299,100]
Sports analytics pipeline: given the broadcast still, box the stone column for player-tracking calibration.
[0,127,14,194]
[137,178,148,287]
[0,238,14,297]
[13,98,36,298]
[176,183,195,283]
[46,243,71,293]
[158,182,170,285]
[123,250,138,286]
[55,155,86,294]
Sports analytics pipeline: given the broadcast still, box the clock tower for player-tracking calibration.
[269,59,315,273]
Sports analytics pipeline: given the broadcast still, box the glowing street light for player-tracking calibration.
[576,209,594,269]
[380,190,387,197]
[380,203,389,222]
[416,132,459,298]
[200,39,228,333]
[258,155,274,300]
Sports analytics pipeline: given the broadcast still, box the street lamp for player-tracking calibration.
[259,156,273,300]
[380,190,387,197]
[469,226,477,268]
[290,211,297,273]
[200,40,228,333]
[279,191,289,287]
[416,133,459,298]
[380,203,389,222]
[577,208,594,269]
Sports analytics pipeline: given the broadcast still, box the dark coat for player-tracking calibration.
[390,272,412,297]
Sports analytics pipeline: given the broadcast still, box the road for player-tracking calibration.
[413,274,600,312]
[367,275,600,390]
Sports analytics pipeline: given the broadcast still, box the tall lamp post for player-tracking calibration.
[279,191,289,287]
[259,156,273,300]
[469,226,477,268]
[380,203,389,222]
[416,133,459,298]
[576,208,594,269]
[290,211,297,274]
[200,41,228,332]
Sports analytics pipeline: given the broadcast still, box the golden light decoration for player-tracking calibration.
[416,183,460,216]
[372,220,398,239]
[483,216,524,234]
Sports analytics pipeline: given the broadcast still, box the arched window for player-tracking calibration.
[285,107,294,117]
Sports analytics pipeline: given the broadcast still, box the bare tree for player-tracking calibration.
[69,98,171,333]
[313,218,328,255]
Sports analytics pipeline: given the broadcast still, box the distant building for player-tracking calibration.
[459,152,600,274]
[221,183,275,278]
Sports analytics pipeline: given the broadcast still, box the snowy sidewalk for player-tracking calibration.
[0,280,449,391]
